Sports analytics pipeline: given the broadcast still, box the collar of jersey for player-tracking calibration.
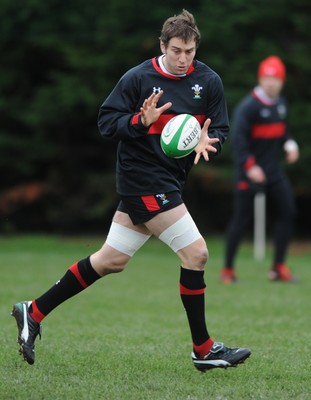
[152,57,195,79]
[252,85,279,106]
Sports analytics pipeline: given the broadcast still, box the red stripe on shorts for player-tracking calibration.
[141,195,160,211]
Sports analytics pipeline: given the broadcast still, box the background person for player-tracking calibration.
[221,55,299,284]
[12,9,251,371]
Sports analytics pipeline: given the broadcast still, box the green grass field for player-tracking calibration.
[1,235,310,400]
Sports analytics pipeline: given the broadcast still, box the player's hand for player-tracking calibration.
[284,139,299,164]
[286,149,299,164]
[194,118,219,165]
[140,90,172,127]
[246,165,266,183]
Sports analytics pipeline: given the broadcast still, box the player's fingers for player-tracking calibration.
[194,150,209,165]
[144,93,155,107]
[207,145,217,153]
[194,153,201,165]
[158,102,172,114]
[154,90,164,100]
[149,91,162,106]
[202,118,211,131]
[208,137,219,143]
[202,150,210,161]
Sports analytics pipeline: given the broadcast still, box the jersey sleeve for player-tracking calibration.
[205,74,230,157]
[97,70,149,141]
[280,97,291,145]
[230,98,256,170]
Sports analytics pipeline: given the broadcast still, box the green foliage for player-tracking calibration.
[1,235,311,399]
[0,0,310,233]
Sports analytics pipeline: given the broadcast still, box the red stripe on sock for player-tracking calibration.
[30,300,46,323]
[193,338,214,358]
[179,283,205,295]
[69,262,88,288]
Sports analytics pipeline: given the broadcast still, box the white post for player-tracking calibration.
[254,191,266,261]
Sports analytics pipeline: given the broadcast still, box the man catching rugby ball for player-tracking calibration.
[12,9,251,371]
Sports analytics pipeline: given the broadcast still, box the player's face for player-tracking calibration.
[161,38,196,75]
[259,76,284,98]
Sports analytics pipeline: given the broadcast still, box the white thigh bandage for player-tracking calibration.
[106,222,151,256]
[158,212,202,252]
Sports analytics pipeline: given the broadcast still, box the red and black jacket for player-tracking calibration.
[230,87,290,187]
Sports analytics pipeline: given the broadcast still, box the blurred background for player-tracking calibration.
[0,0,310,239]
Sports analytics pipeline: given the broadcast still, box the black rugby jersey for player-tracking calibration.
[98,56,229,196]
[230,87,290,185]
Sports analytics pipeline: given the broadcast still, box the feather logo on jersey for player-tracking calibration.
[192,84,203,99]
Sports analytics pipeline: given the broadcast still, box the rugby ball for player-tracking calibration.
[160,114,201,158]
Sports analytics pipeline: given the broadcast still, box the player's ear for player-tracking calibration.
[160,40,167,54]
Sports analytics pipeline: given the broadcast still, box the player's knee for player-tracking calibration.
[192,241,208,268]
[91,251,129,276]
[93,263,127,277]
[101,262,128,275]
[178,238,208,270]
[199,245,209,266]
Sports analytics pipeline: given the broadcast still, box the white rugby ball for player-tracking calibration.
[160,114,201,158]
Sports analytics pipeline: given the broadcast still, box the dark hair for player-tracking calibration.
[159,9,201,49]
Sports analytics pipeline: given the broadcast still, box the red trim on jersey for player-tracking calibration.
[148,114,176,134]
[152,57,181,80]
[251,90,276,106]
[69,262,88,288]
[131,112,142,125]
[194,115,206,125]
[148,114,206,135]
[244,156,256,170]
[141,195,160,211]
[251,122,286,139]
[30,300,46,323]
[179,283,205,295]
[186,63,195,75]
[151,57,195,79]
[237,181,250,190]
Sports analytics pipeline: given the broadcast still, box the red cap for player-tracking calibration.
[258,56,286,81]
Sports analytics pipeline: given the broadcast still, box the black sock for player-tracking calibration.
[30,256,101,321]
[179,267,209,346]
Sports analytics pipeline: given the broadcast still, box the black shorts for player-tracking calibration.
[117,191,183,225]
